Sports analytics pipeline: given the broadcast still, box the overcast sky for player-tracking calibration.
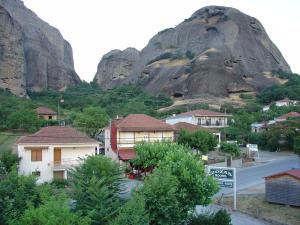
[23,0,300,82]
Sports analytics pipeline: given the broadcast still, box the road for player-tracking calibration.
[221,154,299,194]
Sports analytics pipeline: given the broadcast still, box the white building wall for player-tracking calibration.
[165,116,196,125]
[18,144,98,183]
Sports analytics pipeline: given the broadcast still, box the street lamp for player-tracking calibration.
[58,98,64,126]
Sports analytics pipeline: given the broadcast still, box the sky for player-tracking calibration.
[23,0,300,82]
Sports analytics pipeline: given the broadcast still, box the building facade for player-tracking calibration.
[165,109,231,128]
[17,126,99,183]
[105,114,175,162]
[36,107,57,120]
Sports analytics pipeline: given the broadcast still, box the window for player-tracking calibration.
[32,171,41,177]
[49,116,52,120]
[31,149,42,161]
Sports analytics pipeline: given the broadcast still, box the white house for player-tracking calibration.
[275,98,298,107]
[17,126,99,183]
[165,109,231,128]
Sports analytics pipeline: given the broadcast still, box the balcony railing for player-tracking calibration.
[51,159,80,171]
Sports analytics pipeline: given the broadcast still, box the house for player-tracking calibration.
[251,120,276,133]
[265,169,300,206]
[36,107,57,120]
[275,98,298,107]
[105,114,175,162]
[275,112,300,122]
[165,109,232,128]
[262,105,270,112]
[17,126,99,183]
[172,122,221,145]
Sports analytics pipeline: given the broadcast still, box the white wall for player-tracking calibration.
[18,143,98,183]
[165,116,196,125]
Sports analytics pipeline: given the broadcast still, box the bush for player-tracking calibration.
[188,209,232,225]
[220,142,240,157]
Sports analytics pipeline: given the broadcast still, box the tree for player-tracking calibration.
[220,142,241,167]
[131,141,179,170]
[0,151,20,177]
[140,168,184,225]
[109,193,149,225]
[7,108,41,132]
[159,148,219,211]
[0,171,39,225]
[177,129,217,154]
[15,196,91,225]
[69,155,123,225]
[73,107,109,137]
[293,136,300,156]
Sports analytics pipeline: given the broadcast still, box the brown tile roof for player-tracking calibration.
[36,107,57,115]
[115,114,175,132]
[172,122,219,133]
[118,148,136,161]
[276,112,300,120]
[177,109,231,117]
[265,169,300,181]
[17,126,98,144]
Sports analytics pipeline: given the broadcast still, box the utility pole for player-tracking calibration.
[57,98,64,126]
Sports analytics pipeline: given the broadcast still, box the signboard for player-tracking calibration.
[218,180,234,188]
[208,166,237,210]
[210,168,234,180]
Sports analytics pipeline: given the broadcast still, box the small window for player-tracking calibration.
[49,116,52,120]
[31,149,42,161]
[32,171,41,177]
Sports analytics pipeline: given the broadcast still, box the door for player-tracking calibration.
[54,148,61,165]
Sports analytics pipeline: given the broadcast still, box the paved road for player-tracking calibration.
[220,154,299,195]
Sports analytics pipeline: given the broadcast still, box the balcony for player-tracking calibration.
[51,159,80,171]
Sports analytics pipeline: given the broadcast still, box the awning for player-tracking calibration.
[118,149,136,161]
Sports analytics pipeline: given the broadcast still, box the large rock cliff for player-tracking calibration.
[0,0,80,96]
[94,6,291,98]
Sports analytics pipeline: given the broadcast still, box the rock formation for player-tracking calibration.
[94,48,140,89]
[94,6,291,98]
[0,0,80,96]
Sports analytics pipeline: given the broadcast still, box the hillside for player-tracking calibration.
[94,6,291,99]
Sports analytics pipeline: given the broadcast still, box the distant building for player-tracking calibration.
[275,112,300,122]
[171,122,221,144]
[105,114,175,163]
[262,105,270,112]
[275,98,298,107]
[265,169,300,207]
[36,107,57,120]
[17,126,99,183]
[251,122,268,133]
[165,109,232,128]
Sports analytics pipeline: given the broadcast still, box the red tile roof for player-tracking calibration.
[17,126,98,144]
[276,112,300,120]
[265,169,300,181]
[172,122,219,133]
[177,109,230,117]
[36,107,57,115]
[118,148,136,161]
[115,114,175,132]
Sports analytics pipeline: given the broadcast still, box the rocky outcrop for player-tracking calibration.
[94,48,140,89]
[94,6,291,98]
[0,5,26,96]
[0,0,80,96]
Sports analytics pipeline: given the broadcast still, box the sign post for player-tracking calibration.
[208,166,237,210]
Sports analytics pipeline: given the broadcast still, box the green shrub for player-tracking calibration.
[188,209,232,225]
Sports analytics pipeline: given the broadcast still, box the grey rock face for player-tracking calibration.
[0,0,80,95]
[94,48,140,89]
[95,6,291,98]
[0,5,26,96]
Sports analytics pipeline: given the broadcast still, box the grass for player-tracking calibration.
[222,194,300,225]
[0,132,21,153]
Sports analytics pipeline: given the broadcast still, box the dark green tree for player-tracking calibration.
[73,107,109,137]
[69,155,123,225]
